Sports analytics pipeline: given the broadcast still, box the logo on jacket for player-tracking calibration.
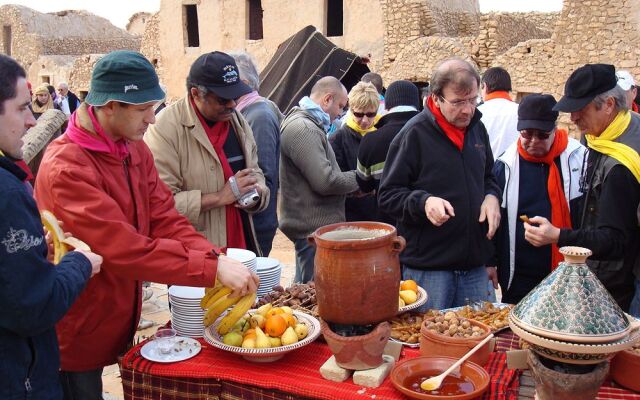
[222,65,239,83]
[1,227,43,254]
[124,84,139,93]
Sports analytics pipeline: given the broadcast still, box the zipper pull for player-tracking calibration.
[25,378,32,392]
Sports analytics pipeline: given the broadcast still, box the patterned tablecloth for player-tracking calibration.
[119,329,638,400]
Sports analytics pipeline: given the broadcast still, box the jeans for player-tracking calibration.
[403,265,494,312]
[60,368,104,400]
[630,277,640,318]
[294,238,316,283]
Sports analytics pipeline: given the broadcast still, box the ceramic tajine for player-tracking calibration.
[510,246,630,343]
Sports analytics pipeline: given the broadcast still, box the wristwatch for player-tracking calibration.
[228,176,242,200]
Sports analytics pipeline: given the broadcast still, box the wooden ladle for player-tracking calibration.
[420,333,494,391]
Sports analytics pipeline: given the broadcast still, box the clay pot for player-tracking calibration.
[310,222,405,325]
[527,350,609,400]
[419,317,494,366]
[321,319,391,370]
[610,349,640,392]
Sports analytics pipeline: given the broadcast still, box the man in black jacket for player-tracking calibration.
[378,58,501,310]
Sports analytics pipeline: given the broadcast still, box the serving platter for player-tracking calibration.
[398,286,428,314]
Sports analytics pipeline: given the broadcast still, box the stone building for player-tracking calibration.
[0,4,140,91]
[127,12,152,36]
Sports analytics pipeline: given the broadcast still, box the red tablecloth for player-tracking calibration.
[120,331,521,400]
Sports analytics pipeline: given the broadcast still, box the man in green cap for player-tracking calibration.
[35,50,259,399]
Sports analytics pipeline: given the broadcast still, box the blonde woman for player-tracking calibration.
[31,84,60,119]
[329,81,381,221]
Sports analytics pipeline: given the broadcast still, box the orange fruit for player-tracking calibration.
[264,314,287,337]
[266,308,285,318]
[282,313,298,328]
[243,328,256,340]
[400,280,419,293]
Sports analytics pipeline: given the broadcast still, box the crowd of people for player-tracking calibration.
[1,47,639,399]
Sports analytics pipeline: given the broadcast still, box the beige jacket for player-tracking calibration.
[144,96,269,252]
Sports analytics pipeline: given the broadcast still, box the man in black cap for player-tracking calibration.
[35,50,258,399]
[490,94,586,303]
[524,64,640,312]
[145,51,269,255]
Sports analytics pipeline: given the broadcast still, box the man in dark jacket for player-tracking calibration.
[378,58,501,310]
[0,54,102,399]
[525,64,640,312]
[356,80,421,224]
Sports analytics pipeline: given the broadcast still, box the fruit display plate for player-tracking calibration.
[440,302,513,333]
[398,286,428,314]
[203,310,321,362]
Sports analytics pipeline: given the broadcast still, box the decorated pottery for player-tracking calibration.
[321,320,391,370]
[510,246,630,343]
[310,222,405,325]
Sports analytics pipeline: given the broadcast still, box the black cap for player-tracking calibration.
[188,51,252,99]
[384,80,420,110]
[554,64,617,113]
[517,94,559,132]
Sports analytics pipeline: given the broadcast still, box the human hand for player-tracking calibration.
[75,249,102,277]
[486,266,499,289]
[523,216,560,247]
[479,194,501,239]
[215,255,260,298]
[424,196,455,226]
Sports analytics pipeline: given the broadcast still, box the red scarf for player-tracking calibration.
[633,102,638,113]
[483,91,513,102]
[190,97,246,249]
[14,159,34,182]
[517,129,571,270]
[427,96,465,151]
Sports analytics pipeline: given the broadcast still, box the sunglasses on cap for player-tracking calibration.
[520,129,553,140]
[352,111,377,118]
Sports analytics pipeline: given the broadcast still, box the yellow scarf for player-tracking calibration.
[585,111,640,183]
[346,112,381,136]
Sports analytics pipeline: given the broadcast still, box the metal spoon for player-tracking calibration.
[420,333,494,391]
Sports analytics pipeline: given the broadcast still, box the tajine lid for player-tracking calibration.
[510,246,630,343]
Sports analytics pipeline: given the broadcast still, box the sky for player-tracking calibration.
[0,0,563,29]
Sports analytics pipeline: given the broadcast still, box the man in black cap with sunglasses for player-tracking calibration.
[145,51,269,255]
[490,94,586,303]
[524,64,640,312]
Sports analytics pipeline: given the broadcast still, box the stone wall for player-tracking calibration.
[68,54,104,94]
[40,37,140,56]
[127,12,151,36]
[27,55,76,87]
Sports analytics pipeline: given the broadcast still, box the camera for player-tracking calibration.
[237,188,260,208]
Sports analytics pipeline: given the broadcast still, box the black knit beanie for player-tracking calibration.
[384,80,420,110]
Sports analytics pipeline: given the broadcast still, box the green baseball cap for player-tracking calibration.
[85,50,165,106]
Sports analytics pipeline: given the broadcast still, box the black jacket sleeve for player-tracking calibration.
[558,165,640,260]
[488,160,508,267]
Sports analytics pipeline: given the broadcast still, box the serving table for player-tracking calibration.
[120,329,639,400]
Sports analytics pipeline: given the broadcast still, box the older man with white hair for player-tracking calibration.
[55,82,80,117]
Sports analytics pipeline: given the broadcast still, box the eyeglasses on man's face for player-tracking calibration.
[438,95,477,109]
[209,93,239,106]
[520,129,553,140]
[352,111,377,118]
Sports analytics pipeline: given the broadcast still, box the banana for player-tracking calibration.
[203,293,242,327]
[202,286,233,310]
[217,292,257,335]
[41,210,68,264]
[200,283,224,309]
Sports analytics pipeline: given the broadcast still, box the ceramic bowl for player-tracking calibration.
[609,344,640,391]
[419,317,494,366]
[203,311,321,362]
[399,286,428,314]
[390,356,490,400]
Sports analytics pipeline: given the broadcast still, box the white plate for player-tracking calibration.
[256,257,280,270]
[226,248,256,263]
[140,337,202,363]
[168,286,205,300]
[440,302,514,333]
[389,338,421,348]
[398,286,428,314]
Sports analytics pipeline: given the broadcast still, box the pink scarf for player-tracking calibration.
[235,91,262,112]
[65,106,129,160]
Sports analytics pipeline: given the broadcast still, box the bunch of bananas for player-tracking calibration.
[41,210,91,264]
[200,283,256,335]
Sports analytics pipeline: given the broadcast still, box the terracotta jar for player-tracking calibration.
[610,348,640,392]
[321,319,391,370]
[310,222,405,325]
[419,317,494,366]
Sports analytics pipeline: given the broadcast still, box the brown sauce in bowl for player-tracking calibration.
[404,370,475,395]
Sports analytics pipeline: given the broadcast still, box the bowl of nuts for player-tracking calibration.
[419,311,494,366]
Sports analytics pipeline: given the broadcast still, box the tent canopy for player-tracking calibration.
[259,25,370,113]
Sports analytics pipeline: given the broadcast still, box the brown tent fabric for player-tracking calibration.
[259,25,370,113]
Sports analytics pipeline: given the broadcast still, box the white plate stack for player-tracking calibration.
[168,286,205,338]
[256,257,282,298]
[226,248,257,273]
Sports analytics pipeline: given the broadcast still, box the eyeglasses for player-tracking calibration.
[520,129,553,140]
[438,96,477,109]
[209,94,239,106]
[352,111,377,118]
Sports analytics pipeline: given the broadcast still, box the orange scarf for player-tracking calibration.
[427,97,465,151]
[517,129,571,270]
[483,91,512,102]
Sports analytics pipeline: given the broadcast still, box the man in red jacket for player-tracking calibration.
[35,50,259,400]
